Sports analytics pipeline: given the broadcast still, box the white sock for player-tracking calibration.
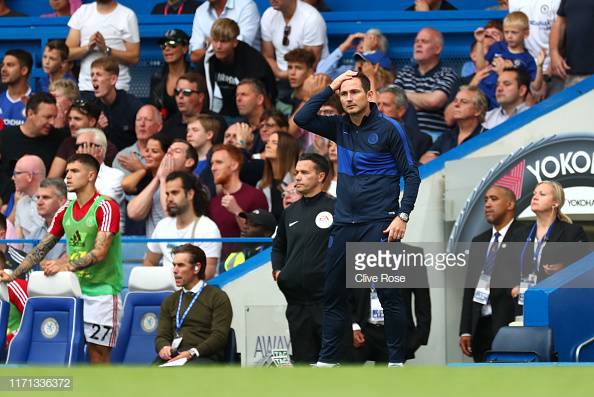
[312,361,339,367]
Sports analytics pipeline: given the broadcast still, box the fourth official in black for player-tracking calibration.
[271,153,335,364]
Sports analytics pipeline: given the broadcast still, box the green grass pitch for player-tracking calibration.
[0,366,591,397]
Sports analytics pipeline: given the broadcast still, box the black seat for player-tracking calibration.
[485,326,556,363]
[224,328,238,364]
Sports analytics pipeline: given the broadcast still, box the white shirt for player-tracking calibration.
[327,180,337,198]
[490,219,514,249]
[260,0,329,71]
[15,194,44,238]
[68,3,140,91]
[483,103,530,130]
[190,0,261,51]
[147,215,222,269]
[509,0,561,71]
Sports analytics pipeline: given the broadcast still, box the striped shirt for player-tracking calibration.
[395,63,459,135]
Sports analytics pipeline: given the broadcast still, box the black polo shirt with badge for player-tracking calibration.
[271,191,336,304]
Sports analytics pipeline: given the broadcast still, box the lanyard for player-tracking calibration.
[175,282,206,331]
[520,222,554,276]
[164,2,184,15]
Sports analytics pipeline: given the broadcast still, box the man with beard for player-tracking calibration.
[0,49,32,127]
[208,144,268,239]
[144,171,221,280]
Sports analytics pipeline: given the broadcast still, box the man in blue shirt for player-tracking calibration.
[294,71,421,367]
[0,49,32,127]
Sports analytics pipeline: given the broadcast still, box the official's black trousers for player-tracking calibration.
[319,222,408,364]
[285,302,323,364]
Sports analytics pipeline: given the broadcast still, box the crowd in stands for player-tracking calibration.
[0,0,592,276]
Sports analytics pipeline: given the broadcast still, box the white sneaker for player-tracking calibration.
[310,361,340,368]
[388,362,404,367]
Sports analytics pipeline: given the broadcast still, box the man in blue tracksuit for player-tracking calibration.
[294,71,421,366]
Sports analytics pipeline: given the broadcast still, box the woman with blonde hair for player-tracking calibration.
[511,180,588,301]
[258,132,300,219]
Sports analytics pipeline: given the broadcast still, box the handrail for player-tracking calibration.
[575,336,594,362]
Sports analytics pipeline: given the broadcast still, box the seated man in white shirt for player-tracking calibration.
[73,128,125,228]
[482,68,531,130]
[144,171,221,280]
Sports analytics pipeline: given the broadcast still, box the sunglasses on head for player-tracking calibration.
[282,25,291,47]
[174,88,199,97]
[160,40,182,50]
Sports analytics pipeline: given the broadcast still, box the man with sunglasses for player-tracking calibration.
[150,30,192,121]
[261,0,329,80]
[162,72,227,141]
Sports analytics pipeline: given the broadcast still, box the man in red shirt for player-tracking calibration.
[0,153,123,364]
[208,144,268,238]
[209,144,268,270]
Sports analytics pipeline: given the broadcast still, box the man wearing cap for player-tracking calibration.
[150,29,193,121]
[198,18,277,117]
[317,29,390,79]
[224,209,276,271]
[272,153,335,364]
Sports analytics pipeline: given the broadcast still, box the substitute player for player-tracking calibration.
[0,153,123,364]
[294,71,421,367]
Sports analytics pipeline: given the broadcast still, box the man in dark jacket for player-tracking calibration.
[294,71,421,367]
[272,153,335,364]
[197,18,276,118]
[459,185,523,362]
[155,244,232,364]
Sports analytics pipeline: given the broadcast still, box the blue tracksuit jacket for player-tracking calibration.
[294,86,421,224]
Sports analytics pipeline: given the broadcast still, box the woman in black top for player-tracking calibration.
[150,29,192,120]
